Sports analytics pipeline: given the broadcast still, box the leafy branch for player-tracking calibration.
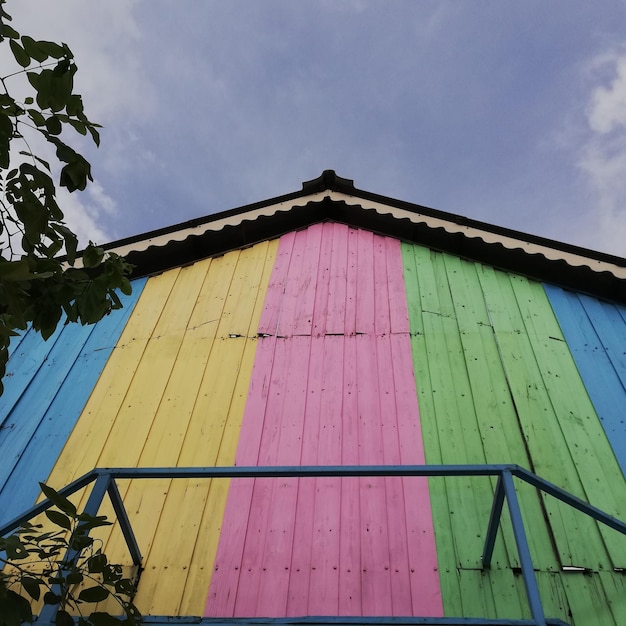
[0,484,141,626]
[0,0,133,394]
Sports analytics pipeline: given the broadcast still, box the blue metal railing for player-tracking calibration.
[1,465,624,626]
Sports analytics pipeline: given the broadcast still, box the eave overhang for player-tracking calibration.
[103,171,626,304]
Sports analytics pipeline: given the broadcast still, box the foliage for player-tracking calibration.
[0,0,133,394]
[0,484,141,626]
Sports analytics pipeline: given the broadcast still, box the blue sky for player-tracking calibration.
[9,1,626,255]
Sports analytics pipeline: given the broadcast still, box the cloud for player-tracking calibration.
[56,182,118,247]
[576,48,626,254]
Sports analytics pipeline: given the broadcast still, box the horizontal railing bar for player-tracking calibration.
[96,464,516,480]
[0,469,100,536]
[135,616,571,625]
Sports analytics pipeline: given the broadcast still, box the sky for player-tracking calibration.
[7,1,626,256]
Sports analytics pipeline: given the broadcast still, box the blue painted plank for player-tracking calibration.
[578,294,626,388]
[545,285,626,475]
[0,324,64,426]
[0,278,147,523]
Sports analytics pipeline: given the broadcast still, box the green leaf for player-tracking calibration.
[69,118,87,135]
[87,124,100,147]
[9,39,29,67]
[1,23,20,39]
[87,613,122,626]
[78,585,110,603]
[0,259,35,281]
[21,35,48,63]
[83,244,104,268]
[36,40,66,59]
[27,108,45,126]
[45,509,72,530]
[60,157,92,192]
[56,610,75,626]
[43,590,62,605]
[39,482,77,516]
[20,575,41,601]
[3,535,28,560]
[45,115,62,135]
[87,552,107,573]
[66,570,84,585]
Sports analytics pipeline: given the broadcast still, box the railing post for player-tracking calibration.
[502,470,547,626]
[107,477,142,566]
[38,472,111,624]
[482,473,505,569]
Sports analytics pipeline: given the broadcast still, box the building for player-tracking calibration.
[1,171,625,625]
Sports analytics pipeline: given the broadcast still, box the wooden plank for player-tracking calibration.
[477,266,611,569]
[0,279,146,521]
[373,234,391,336]
[338,335,361,615]
[355,230,376,335]
[258,234,295,336]
[286,336,324,615]
[306,334,343,616]
[390,333,443,616]
[356,333,393,615]
[255,335,310,616]
[325,224,349,336]
[444,256,555,571]
[0,321,95,509]
[291,224,322,336]
[311,222,334,337]
[0,324,64,428]
[277,230,308,337]
[139,243,277,616]
[546,286,626,475]
[511,276,626,567]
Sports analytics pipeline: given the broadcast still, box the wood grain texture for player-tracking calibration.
[545,285,626,476]
[0,279,146,523]
[206,224,442,618]
[402,242,626,625]
[43,240,279,617]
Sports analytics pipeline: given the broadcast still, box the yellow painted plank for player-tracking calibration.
[42,239,279,617]
[143,241,278,615]
[45,268,181,485]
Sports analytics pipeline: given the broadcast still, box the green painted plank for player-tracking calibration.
[476,266,611,570]
[443,255,556,571]
[510,276,626,567]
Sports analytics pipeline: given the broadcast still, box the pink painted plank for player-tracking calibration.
[274,230,307,337]
[311,222,334,338]
[255,336,310,616]
[234,337,291,615]
[386,236,410,335]
[205,336,278,616]
[356,334,393,616]
[307,335,343,615]
[344,228,359,337]
[391,332,443,616]
[207,226,442,619]
[326,224,349,336]
[286,337,324,614]
[355,230,376,335]
[374,234,391,337]
[377,333,413,615]
[291,226,323,336]
[258,232,295,336]
[338,335,362,615]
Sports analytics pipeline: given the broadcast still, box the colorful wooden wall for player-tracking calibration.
[2,223,625,625]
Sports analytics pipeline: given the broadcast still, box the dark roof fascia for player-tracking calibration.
[122,196,626,304]
[104,170,626,271]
